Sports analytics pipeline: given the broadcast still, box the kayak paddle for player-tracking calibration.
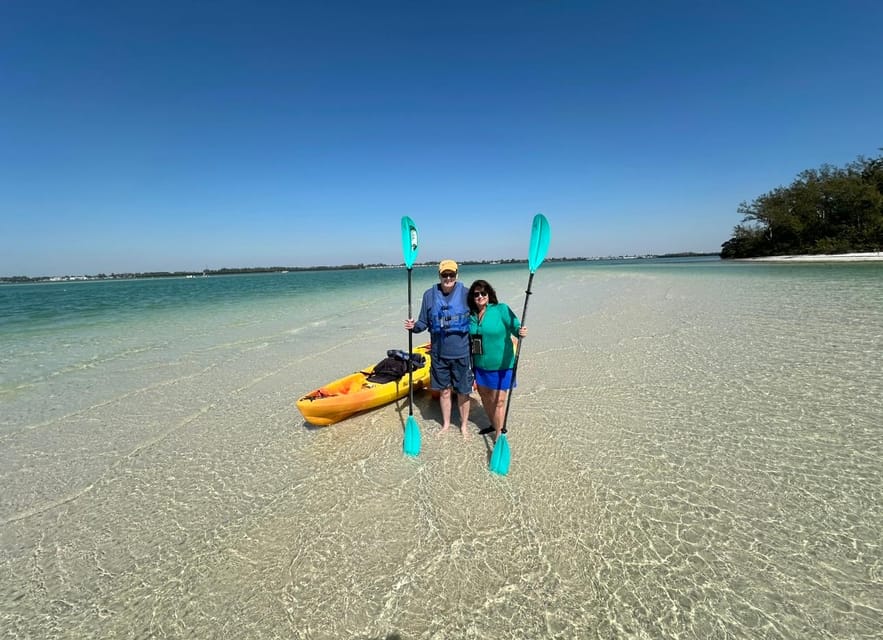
[490,212,551,475]
[401,216,421,457]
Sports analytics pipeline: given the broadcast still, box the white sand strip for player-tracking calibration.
[742,252,883,262]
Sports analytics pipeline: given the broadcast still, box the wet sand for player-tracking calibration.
[2,262,881,639]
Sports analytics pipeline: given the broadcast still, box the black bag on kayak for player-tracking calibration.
[366,350,426,384]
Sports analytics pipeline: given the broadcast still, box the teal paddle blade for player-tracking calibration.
[528,213,551,274]
[403,415,421,457]
[489,433,510,475]
[401,217,419,269]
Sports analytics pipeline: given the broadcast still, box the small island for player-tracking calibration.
[721,151,883,259]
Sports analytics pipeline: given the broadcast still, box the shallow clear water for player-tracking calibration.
[1,261,881,638]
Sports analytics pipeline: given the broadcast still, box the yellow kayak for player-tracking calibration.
[296,343,432,426]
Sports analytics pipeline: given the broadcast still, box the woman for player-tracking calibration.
[467,279,528,441]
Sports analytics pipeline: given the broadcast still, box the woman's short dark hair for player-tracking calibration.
[467,279,498,314]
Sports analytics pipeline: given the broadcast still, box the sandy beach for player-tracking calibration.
[2,261,881,639]
[743,251,883,262]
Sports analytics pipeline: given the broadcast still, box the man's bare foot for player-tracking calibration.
[437,425,451,437]
[461,427,472,441]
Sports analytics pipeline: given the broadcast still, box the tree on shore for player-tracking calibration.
[721,151,883,258]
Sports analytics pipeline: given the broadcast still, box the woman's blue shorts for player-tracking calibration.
[473,367,515,391]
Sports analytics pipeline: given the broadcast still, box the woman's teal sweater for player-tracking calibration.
[469,303,521,371]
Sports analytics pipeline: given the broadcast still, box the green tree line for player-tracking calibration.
[721,151,883,258]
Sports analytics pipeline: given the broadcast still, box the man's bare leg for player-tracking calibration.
[458,392,472,440]
[437,387,452,435]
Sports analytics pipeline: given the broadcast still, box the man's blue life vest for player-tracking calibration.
[429,284,470,335]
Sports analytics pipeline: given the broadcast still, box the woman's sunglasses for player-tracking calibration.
[472,291,488,298]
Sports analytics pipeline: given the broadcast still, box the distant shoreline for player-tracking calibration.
[0,253,721,284]
[7,251,883,282]
[740,252,883,263]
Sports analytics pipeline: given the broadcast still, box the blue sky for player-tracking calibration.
[2,1,882,277]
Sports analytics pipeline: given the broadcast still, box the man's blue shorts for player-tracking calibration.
[430,356,474,395]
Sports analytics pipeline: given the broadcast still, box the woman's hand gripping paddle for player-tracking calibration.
[489,213,551,475]
[401,216,421,457]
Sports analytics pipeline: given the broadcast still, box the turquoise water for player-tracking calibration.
[1,260,881,638]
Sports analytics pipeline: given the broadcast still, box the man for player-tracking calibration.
[404,259,473,439]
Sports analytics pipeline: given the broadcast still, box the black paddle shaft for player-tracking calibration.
[407,267,414,417]
[500,271,535,434]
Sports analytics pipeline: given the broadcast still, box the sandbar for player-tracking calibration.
[743,252,883,262]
